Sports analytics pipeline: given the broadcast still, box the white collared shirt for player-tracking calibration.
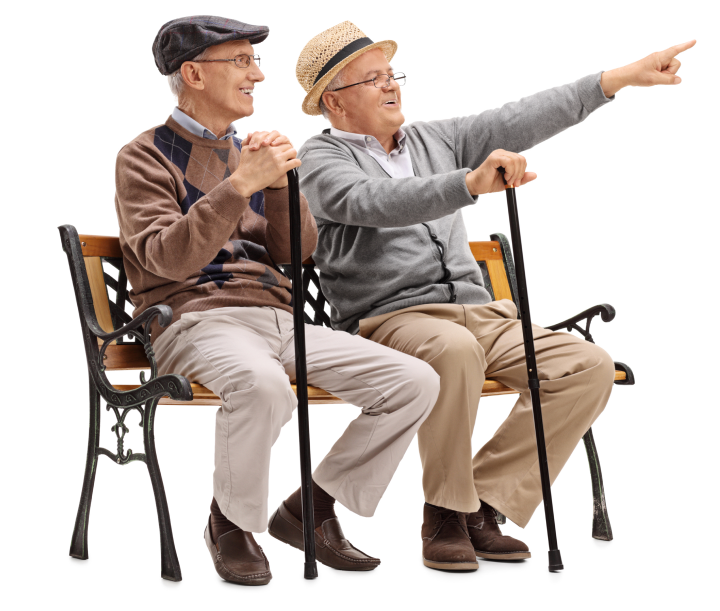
[172,107,237,141]
[330,127,414,179]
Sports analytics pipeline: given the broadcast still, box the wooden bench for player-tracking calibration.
[59,225,634,581]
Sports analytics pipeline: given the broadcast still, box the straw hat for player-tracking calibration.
[296,21,397,116]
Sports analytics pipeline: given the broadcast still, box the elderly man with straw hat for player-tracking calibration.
[116,15,441,585]
[295,21,694,571]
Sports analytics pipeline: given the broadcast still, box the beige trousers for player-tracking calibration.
[153,306,440,533]
[360,300,615,528]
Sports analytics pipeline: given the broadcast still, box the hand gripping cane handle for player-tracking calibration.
[287,168,318,579]
[496,167,564,572]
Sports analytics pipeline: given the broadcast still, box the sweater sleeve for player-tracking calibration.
[427,73,613,171]
[115,142,249,281]
[298,143,477,228]
[262,186,318,264]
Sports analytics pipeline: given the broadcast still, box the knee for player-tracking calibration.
[372,356,440,419]
[224,367,296,425]
[406,360,441,415]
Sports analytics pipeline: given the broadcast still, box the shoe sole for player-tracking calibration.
[475,550,531,560]
[422,557,479,571]
[268,505,379,571]
[204,526,272,585]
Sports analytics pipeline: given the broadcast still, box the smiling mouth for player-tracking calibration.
[240,88,254,96]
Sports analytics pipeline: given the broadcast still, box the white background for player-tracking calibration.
[2,0,718,609]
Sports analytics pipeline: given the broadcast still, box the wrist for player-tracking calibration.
[267,177,288,190]
[465,171,478,196]
[600,67,628,98]
[229,172,256,198]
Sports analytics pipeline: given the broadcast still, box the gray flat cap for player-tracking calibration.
[153,15,269,75]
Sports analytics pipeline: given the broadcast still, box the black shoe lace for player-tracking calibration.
[432,508,469,537]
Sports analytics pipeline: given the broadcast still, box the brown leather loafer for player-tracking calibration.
[268,501,380,571]
[422,503,478,571]
[467,502,531,560]
[204,518,272,585]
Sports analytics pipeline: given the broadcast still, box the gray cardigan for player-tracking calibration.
[298,73,612,334]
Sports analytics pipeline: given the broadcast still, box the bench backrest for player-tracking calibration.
[63,227,519,372]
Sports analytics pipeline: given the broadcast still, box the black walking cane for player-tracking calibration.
[287,168,318,580]
[498,168,563,572]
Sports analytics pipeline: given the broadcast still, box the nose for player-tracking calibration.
[383,77,399,92]
[249,60,265,83]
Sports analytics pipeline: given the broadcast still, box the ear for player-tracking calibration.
[322,91,345,117]
[180,61,205,92]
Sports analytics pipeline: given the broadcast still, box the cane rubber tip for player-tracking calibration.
[304,562,318,580]
[548,549,564,572]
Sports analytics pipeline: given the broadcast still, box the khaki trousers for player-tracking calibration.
[153,306,440,533]
[361,300,615,528]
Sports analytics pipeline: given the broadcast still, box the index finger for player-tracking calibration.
[659,39,696,61]
[248,131,271,149]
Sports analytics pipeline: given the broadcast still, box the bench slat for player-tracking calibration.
[78,234,123,258]
[85,256,115,335]
[112,371,627,407]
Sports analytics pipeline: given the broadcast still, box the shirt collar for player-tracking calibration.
[172,107,237,141]
[330,126,407,153]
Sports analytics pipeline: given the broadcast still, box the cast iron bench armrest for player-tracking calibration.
[94,305,193,405]
[95,304,173,345]
[545,303,616,344]
[545,303,635,386]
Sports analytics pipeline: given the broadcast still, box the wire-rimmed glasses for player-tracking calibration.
[331,72,406,92]
[195,54,261,69]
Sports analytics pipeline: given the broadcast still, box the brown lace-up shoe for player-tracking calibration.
[421,503,479,571]
[466,501,531,560]
[268,501,380,571]
[204,518,272,585]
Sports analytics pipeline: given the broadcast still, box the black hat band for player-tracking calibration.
[313,37,374,85]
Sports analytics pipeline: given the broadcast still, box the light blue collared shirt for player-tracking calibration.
[329,127,414,179]
[172,107,237,141]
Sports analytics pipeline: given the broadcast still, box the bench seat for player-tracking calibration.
[116,375,628,406]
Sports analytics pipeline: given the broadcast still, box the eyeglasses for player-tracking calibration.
[195,54,261,69]
[331,72,406,92]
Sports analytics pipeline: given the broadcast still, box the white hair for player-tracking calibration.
[319,68,348,120]
[167,47,212,98]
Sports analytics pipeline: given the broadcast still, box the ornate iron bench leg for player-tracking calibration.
[142,398,183,581]
[583,427,613,541]
[70,379,102,560]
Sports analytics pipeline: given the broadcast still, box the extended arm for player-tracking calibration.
[437,40,695,173]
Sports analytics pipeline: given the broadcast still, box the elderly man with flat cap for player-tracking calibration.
[295,21,695,571]
[115,15,441,585]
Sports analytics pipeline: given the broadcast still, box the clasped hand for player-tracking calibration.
[230,130,301,197]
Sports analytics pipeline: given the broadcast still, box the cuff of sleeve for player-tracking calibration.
[206,178,248,222]
[445,168,479,207]
[263,185,289,207]
[577,72,614,113]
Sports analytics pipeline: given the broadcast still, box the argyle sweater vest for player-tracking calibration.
[115,117,317,340]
